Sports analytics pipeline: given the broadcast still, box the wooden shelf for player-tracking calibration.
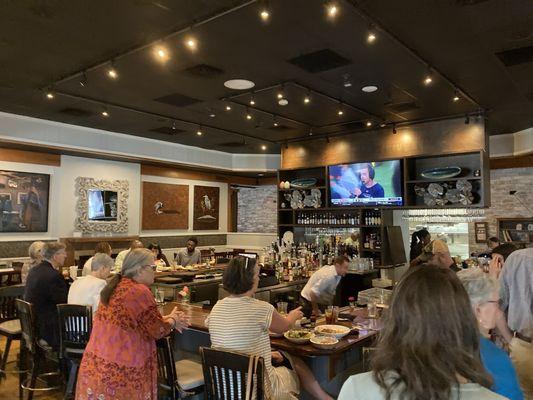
[405,177,482,184]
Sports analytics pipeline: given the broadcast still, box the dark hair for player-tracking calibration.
[491,243,517,261]
[95,241,112,255]
[100,249,153,306]
[487,236,500,245]
[147,243,162,255]
[42,242,66,260]
[334,255,350,265]
[409,229,430,261]
[222,256,257,295]
[371,264,492,400]
[187,236,198,246]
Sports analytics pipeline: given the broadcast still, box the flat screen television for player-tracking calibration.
[329,160,403,206]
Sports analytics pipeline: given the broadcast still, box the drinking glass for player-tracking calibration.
[277,301,288,315]
[332,306,339,324]
[367,300,378,319]
[156,288,165,304]
[325,306,334,324]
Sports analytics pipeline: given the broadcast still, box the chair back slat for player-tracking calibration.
[15,299,38,354]
[156,335,192,398]
[57,304,93,357]
[200,347,265,400]
[0,285,24,322]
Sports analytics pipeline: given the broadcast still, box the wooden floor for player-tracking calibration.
[0,336,61,400]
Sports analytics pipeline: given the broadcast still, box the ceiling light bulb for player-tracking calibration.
[246,113,252,120]
[304,96,310,104]
[453,94,460,102]
[225,105,232,111]
[367,32,376,43]
[197,129,203,136]
[260,9,270,20]
[338,109,344,116]
[171,121,177,130]
[46,92,54,99]
[185,38,197,50]
[277,92,283,99]
[424,75,433,85]
[273,122,279,127]
[250,98,255,106]
[327,4,338,17]
[107,68,118,79]
[101,110,109,117]
[261,145,267,150]
[366,121,372,127]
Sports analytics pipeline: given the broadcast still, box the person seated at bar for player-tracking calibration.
[415,238,460,272]
[21,240,45,283]
[408,228,430,266]
[498,248,533,398]
[300,255,350,317]
[207,256,333,400]
[488,243,517,280]
[472,237,502,258]
[68,253,114,313]
[114,239,143,271]
[339,265,505,400]
[76,248,188,400]
[457,268,523,400]
[24,242,69,350]
[82,241,112,276]
[175,236,201,266]
[147,242,170,267]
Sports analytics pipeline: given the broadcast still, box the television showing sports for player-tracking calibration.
[329,160,403,206]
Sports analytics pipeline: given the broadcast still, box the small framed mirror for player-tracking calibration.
[75,177,129,233]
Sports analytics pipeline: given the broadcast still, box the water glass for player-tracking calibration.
[277,301,288,315]
[368,300,378,319]
[156,288,165,304]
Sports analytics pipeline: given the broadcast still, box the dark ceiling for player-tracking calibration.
[0,0,532,155]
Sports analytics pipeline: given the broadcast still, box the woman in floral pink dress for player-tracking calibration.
[76,249,188,400]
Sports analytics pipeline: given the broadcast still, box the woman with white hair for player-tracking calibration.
[21,240,45,283]
[458,268,523,400]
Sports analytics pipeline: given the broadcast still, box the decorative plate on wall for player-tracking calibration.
[290,178,318,189]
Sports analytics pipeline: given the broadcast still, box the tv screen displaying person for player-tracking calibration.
[353,163,384,199]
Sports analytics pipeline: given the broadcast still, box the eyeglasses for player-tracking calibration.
[142,264,156,271]
[485,300,499,305]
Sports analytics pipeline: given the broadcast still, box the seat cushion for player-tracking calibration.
[175,359,204,390]
[0,319,21,335]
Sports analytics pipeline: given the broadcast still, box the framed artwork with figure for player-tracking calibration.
[193,186,219,230]
[142,182,189,230]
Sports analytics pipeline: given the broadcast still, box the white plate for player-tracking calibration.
[310,334,339,350]
[314,325,351,339]
[283,330,312,344]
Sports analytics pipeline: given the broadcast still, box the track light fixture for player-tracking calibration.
[366,121,373,127]
[79,72,88,87]
[337,104,344,116]
[392,123,397,134]
[246,108,252,120]
[423,68,433,86]
[171,120,177,130]
[249,96,256,106]
[225,103,232,111]
[107,61,118,79]
[309,127,314,136]
[154,46,169,62]
[464,114,470,124]
[196,125,203,136]
[453,90,460,102]
[273,115,279,127]
[326,136,330,143]
[380,121,387,128]
[185,36,197,50]
[101,108,109,117]
[45,90,54,100]
[304,91,311,104]
[325,1,339,18]
[259,1,270,21]
[367,25,377,44]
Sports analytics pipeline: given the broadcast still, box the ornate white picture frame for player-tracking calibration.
[75,177,129,233]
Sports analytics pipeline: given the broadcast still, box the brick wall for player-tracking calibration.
[469,167,533,254]
[237,185,277,233]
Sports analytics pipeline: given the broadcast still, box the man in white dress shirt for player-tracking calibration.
[68,253,113,313]
[114,240,143,272]
[300,255,350,316]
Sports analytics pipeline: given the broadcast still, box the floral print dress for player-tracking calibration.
[75,277,172,400]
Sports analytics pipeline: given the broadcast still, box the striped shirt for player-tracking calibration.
[206,296,275,397]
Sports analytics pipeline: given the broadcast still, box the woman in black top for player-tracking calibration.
[147,243,170,267]
[409,229,431,266]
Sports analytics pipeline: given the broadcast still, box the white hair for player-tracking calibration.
[91,253,114,272]
[457,268,499,307]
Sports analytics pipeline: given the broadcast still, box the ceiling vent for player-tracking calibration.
[183,64,224,78]
[287,49,351,73]
[58,107,95,117]
[154,92,201,107]
[385,101,420,114]
[150,126,185,135]
[495,45,533,67]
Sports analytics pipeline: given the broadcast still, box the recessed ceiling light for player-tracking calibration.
[423,75,433,85]
[185,37,197,50]
[101,110,109,117]
[361,85,378,93]
[197,128,203,135]
[260,9,270,21]
[209,113,216,118]
[304,95,311,104]
[367,31,377,44]
[224,79,255,90]
[366,121,373,127]
[261,145,267,151]
[337,109,344,116]
[278,98,289,106]
[326,2,338,18]
[225,105,232,111]
[250,98,256,106]
[107,68,118,79]
[46,91,54,99]
[258,173,264,177]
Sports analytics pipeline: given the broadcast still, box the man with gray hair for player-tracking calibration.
[68,253,113,313]
[24,242,69,350]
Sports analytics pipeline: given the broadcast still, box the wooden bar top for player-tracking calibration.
[162,302,378,357]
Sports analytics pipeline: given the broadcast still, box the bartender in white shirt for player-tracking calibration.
[300,255,350,316]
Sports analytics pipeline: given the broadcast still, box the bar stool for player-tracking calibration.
[15,299,62,400]
[200,347,265,400]
[156,336,204,399]
[57,304,93,399]
[0,285,25,378]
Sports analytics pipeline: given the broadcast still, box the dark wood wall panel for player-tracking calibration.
[281,118,486,169]
[490,153,533,169]
[0,147,61,166]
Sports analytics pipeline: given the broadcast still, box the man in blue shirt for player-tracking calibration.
[353,163,384,199]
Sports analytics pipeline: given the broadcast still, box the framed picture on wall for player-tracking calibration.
[193,186,219,230]
[0,170,50,232]
[475,222,488,243]
[141,182,189,230]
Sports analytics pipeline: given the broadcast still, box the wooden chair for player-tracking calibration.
[16,299,62,400]
[362,347,377,372]
[214,252,231,264]
[57,304,93,399]
[156,336,204,399]
[0,285,24,377]
[200,347,265,400]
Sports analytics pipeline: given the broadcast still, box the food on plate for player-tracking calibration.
[314,324,351,339]
[311,335,337,345]
[286,329,312,339]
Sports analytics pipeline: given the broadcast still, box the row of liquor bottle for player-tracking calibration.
[363,233,382,250]
[295,211,382,226]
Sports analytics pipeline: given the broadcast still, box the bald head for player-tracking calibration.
[130,240,143,250]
